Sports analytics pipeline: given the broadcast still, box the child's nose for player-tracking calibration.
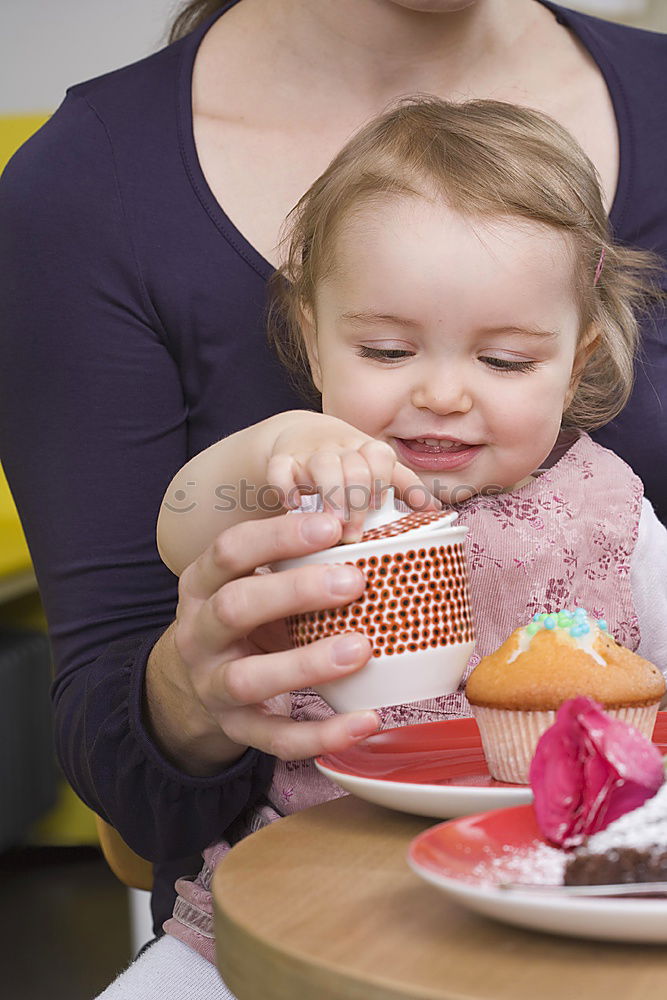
[411,366,474,414]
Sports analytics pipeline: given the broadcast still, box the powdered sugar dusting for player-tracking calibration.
[471,840,567,886]
[583,781,667,854]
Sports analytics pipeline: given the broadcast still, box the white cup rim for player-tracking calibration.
[272,515,468,573]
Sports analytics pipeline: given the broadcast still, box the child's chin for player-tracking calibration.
[431,482,479,506]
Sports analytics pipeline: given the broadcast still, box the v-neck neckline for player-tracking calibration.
[177,0,632,280]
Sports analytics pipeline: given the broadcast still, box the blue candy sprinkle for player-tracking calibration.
[525,609,600,638]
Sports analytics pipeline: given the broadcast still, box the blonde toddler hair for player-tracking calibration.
[269,97,662,430]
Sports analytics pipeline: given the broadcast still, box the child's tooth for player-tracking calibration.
[417,438,455,449]
[412,437,462,452]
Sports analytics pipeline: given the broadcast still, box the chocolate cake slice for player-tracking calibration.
[564,782,667,886]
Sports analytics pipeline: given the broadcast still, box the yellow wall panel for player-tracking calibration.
[0,113,50,170]
[0,114,50,577]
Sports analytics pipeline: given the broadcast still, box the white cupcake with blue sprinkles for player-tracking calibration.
[466,608,665,784]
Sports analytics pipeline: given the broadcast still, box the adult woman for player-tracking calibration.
[0,0,665,957]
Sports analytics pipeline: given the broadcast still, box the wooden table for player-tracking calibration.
[214,796,667,1000]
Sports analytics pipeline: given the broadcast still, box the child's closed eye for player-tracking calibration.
[357,346,539,373]
[481,356,538,373]
[357,346,412,362]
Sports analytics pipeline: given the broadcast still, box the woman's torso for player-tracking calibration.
[192,0,620,267]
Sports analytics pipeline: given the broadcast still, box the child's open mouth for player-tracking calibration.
[393,437,482,471]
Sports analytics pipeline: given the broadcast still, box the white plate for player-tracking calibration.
[317,713,667,820]
[408,804,667,944]
[315,717,532,818]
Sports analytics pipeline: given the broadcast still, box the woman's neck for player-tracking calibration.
[237,0,545,109]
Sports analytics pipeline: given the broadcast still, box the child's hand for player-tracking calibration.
[266,413,441,542]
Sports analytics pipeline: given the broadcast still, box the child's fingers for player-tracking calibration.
[392,462,443,512]
[339,450,374,542]
[266,453,300,509]
[306,451,347,524]
[358,440,398,509]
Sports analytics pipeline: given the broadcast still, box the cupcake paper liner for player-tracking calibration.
[472,702,660,785]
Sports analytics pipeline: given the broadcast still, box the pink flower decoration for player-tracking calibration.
[529,696,664,848]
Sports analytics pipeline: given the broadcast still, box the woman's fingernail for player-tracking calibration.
[326,565,362,595]
[347,712,378,738]
[301,516,338,546]
[332,633,367,666]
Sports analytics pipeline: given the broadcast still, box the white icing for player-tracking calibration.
[507,627,536,664]
[507,613,606,666]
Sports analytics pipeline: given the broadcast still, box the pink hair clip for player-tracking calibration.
[594,247,606,287]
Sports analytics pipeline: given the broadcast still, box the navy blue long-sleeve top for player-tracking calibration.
[1,0,666,930]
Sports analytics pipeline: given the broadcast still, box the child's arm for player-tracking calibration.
[156,410,302,576]
[156,410,438,576]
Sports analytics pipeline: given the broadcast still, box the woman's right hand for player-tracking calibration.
[144,509,379,776]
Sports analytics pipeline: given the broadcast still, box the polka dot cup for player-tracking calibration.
[273,494,475,712]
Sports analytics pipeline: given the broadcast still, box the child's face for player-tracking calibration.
[305,195,584,504]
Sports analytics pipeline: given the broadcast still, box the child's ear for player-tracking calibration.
[299,303,322,393]
[565,324,600,409]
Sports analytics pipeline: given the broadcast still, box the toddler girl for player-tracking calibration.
[154,98,667,982]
